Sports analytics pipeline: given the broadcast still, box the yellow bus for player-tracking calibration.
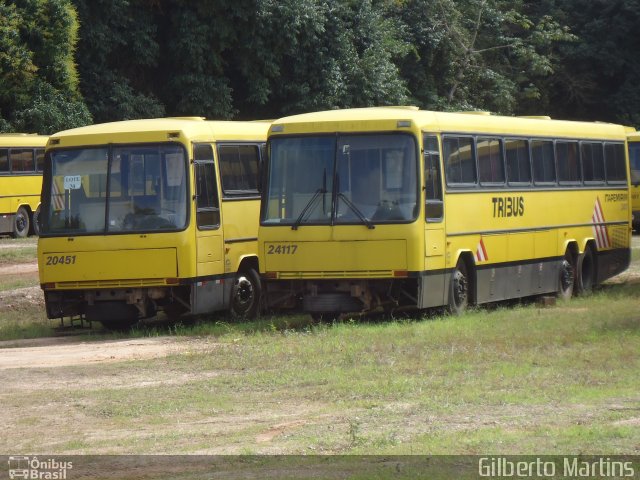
[259,107,631,317]
[0,133,48,237]
[38,118,269,329]
[627,131,640,232]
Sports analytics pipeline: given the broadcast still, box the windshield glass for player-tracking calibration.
[42,144,188,235]
[630,143,640,185]
[263,134,418,226]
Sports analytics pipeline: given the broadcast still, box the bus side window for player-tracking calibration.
[0,149,8,173]
[532,140,556,184]
[477,137,505,184]
[581,142,605,183]
[443,136,476,186]
[604,143,627,183]
[10,149,35,173]
[194,144,220,229]
[36,149,45,172]
[218,144,260,196]
[424,135,443,221]
[556,141,581,184]
[505,139,531,184]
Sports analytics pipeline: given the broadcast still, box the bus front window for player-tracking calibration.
[630,143,640,186]
[43,145,188,235]
[336,134,418,223]
[263,134,418,226]
[265,136,335,225]
[45,148,109,234]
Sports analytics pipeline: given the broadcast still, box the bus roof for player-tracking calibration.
[270,107,628,140]
[48,118,271,148]
[0,133,48,148]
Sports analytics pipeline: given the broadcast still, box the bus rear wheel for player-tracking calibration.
[577,246,595,295]
[448,259,469,314]
[230,267,261,319]
[12,206,30,238]
[31,205,41,236]
[557,250,575,300]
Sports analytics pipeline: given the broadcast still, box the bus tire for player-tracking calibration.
[12,206,30,238]
[448,259,469,315]
[230,267,261,319]
[557,250,575,300]
[31,205,41,236]
[577,245,595,295]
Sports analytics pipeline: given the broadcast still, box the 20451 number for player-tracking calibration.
[267,244,298,255]
[46,255,77,266]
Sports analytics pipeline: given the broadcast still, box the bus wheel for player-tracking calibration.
[31,205,41,236]
[12,206,30,238]
[557,250,575,300]
[230,267,261,319]
[448,259,469,314]
[577,246,595,295]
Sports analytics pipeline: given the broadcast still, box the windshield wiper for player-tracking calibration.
[291,188,326,230]
[292,168,327,230]
[336,192,375,229]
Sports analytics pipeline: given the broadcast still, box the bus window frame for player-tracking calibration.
[216,141,263,200]
[476,135,506,187]
[41,142,191,237]
[423,133,444,223]
[193,143,220,231]
[531,138,557,186]
[555,140,582,186]
[443,134,478,188]
[580,141,606,186]
[504,137,532,187]
[604,142,628,185]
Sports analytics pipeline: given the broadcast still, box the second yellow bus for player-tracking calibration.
[38,118,268,329]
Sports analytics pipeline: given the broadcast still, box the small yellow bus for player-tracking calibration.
[627,131,640,232]
[38,118,269,329]
[0,133,48,237]
[259,107,631,317]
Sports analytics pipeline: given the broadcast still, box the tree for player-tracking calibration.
[73,0,164,123]
[533,0,640,125]
[391,0,574,115]
[0,0,91,133]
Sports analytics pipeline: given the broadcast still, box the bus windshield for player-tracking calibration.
[629,142,640,185]
[42,144,188,235]
[264,133,418,226]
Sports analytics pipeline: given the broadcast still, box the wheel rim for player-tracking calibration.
[233,275,255,313]
[560,259,574,293]
[452,270,468,308]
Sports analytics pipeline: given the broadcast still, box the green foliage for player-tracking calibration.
[391,0,576,115]
[2,0,638,126]
[0,0,91,133]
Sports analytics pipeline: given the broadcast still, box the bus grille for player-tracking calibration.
[54,278,168,289]
[278,270,393,279]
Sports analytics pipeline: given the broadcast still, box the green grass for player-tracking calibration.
[1,282,638,455]
[0,245,37,264]
[1,237,639,455]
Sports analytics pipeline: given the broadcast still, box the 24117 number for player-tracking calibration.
[267,244,298,255]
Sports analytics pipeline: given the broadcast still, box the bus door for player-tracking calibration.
[193,143,224,312]
[422,134,446,307]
